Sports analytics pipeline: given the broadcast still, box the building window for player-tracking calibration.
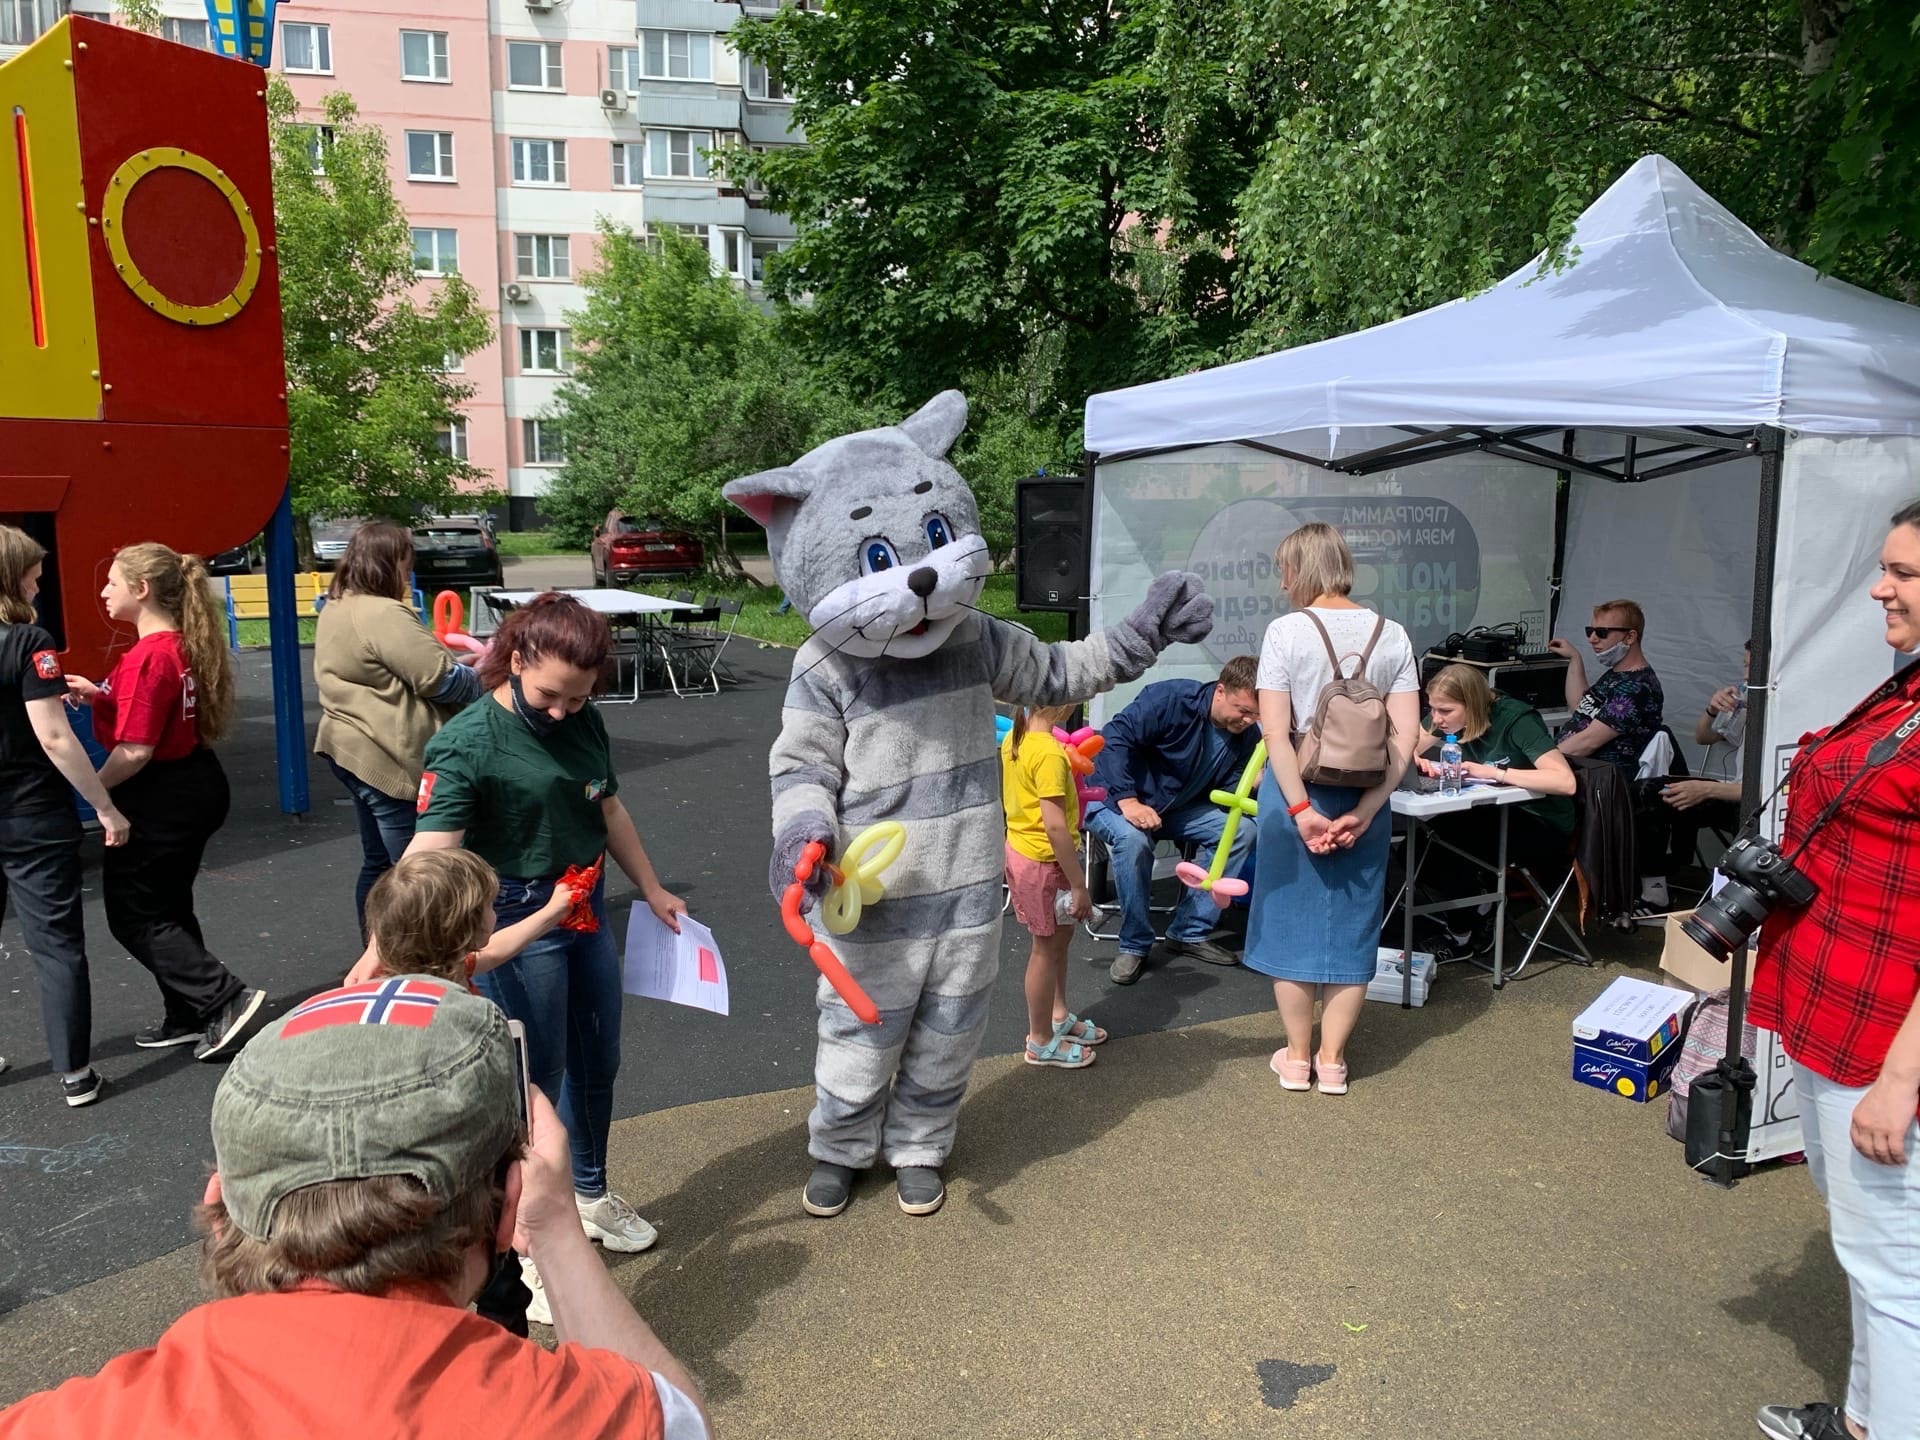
[750,239,784,284]
[506,40,563,90]
[440,351,464,374]
[515,234,571,281]
[523,418,565,466]
[405,131,456,182]
[519,328,570,374]
[744,59,787,101]
[510,138,567,187]
[162,16,210,48]
[608,46,638,94]
[640,29,711,81]
[297,123,336,176]
[401,29,450,82]
[435,419,469,460]
[611,143,644,188]
[281,22,332,74]
[411,228,459,276]
[646,129,711,180]
[0,0,67,49]
[720,230,746,278]
[646,223,709,257]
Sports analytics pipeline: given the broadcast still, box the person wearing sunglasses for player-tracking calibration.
[1546,599,1665,770]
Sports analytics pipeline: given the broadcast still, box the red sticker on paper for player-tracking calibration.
[32,650,62,680]
[416,771,437,814]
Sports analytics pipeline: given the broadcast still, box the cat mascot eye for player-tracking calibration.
[923,515,954,550]
[861,539,899,575]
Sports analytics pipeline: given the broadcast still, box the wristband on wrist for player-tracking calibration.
[1287,797,1312,817]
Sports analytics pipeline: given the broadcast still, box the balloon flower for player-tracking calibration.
[431,590,490,659]
[555,854,605,932]
[779,821,904,1026]
[1051,725,1108,809]
[1175,740,1265,909]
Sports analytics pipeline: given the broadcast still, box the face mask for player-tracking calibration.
[1594,640,1629,669]
[509,673,563,739]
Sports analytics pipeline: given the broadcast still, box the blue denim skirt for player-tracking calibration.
[1243,772,1388,985]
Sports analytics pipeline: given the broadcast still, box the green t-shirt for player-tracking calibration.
[1462,694,1573,835]
[417,695,619,879]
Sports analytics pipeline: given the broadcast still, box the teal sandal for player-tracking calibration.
[1053,1013,1108,1046]
[1025,1034,1097,1069]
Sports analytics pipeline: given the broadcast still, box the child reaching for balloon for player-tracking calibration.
[1001,704,1105,1069]
[350,849,581,990]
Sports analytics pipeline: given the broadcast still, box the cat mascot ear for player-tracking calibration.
[897,390,968,460]
[723,466,813,528]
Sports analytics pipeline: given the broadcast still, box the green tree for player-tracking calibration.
[116,0,162,34]
[266,80,492,533]
[544,226,881,565]
[725,0,1254,412]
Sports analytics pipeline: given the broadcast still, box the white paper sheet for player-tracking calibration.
[621,906,729,1016]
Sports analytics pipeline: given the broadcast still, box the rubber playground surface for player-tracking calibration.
[0,633,1843,1435]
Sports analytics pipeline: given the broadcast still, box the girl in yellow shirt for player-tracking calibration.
[1000,704,1106,1068]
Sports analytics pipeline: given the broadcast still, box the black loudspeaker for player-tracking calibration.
[1015,475,1087,613]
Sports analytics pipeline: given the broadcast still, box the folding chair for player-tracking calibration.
[707,597,744,686]
[1508,772,1607,979]
[652,617,723,697]
[1079,825,1201,943]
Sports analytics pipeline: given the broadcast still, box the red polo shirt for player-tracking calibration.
[91,630,199,758]
[0,1284,666,1440]
[1752,668,1920,1104]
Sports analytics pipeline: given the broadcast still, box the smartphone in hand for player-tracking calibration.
[506,1018,531,1141]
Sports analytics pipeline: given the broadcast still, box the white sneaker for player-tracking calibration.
[520,1255,552,1327]
[576,1192,659,1253]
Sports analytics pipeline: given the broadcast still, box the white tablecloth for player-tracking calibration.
[1390,782,1540,820]
[488,588,700,616]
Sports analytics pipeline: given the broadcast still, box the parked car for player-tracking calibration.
[205,540,260,576]
[590,510,704,586]
[309,518,362,570]
[412,516,504,588]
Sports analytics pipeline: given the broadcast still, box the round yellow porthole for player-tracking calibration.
[99,148,262,327]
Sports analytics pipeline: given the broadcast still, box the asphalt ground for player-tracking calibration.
[0,572,1844,1432]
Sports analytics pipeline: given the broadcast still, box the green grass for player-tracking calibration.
[496,530,584,557]
[624,573,1069,650]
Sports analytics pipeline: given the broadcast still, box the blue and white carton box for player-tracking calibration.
[1571,976,1695,1103]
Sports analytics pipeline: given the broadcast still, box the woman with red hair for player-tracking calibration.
[401,593,687,1326]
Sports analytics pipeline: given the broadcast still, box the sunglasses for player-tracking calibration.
[1584,625,1631,638]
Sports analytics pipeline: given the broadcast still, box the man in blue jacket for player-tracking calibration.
[1085,656,1261,984]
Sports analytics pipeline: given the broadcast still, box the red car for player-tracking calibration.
[590,510,704,586]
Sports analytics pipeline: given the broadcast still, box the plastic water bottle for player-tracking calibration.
[1440,734,1463,797]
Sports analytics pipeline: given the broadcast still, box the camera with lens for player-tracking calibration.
[1680,835,1819,962]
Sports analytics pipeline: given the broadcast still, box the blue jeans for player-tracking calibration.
[1795,1062,1920,1437]
[1085,798,1255,957]
[326,757,417,938]
[476,874,622,1197]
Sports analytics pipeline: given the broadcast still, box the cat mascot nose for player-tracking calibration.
[906,566,939,599]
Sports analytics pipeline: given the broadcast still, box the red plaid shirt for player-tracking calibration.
[1752,667,1920,1094]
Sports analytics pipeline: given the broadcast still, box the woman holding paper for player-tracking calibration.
[402,593,687,1289]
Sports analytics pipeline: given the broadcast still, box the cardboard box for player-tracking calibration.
[1572,1040,1683,1102]
[1366,947,1435,1006]
[1570,977,1695,1102]
[1659,914,1756,994]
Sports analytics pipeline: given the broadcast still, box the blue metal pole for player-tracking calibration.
[264,486,309,815]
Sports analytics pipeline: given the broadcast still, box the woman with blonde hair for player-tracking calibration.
[0,526,130,1106]
[1245,523,1420,1095]
[65,542,264,1062]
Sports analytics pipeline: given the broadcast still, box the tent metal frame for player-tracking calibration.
[1084,421,1784,1186]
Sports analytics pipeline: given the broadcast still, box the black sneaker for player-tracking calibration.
[193,989,267,1062]
[135,1018,202,1049]
[62,1069,105,1107]
[1757,1402,1852,1440]
[1165,937,1239,967]
[895,1166,945,1216]
[801,1161,856,1218]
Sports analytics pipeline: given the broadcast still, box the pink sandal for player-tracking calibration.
[1269,1050,1312,1091]
[1315,1059,1349,1095]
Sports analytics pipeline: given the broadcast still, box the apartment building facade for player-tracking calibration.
[3,0,804,529]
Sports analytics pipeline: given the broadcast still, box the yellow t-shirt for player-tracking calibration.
[1001,729,1079,864]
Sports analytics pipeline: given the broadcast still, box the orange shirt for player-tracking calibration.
[0,1284,664,1440]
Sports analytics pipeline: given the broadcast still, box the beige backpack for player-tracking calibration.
[1295,611,1395,787]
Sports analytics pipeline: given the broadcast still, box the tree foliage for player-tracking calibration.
[266,80,492,527]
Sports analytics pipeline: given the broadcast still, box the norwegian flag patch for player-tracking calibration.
[416,771,437,815]
[280,977,449,1039]
[32,650,62,680]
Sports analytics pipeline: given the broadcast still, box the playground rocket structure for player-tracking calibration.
[1,15,288,676]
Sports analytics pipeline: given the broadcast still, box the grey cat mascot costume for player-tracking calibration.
[726,391,1211,1219]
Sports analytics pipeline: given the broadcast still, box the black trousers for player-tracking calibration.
[0,805,91,1073]
[103,748,245,1027]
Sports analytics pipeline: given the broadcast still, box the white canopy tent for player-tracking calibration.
[1083,155,1920,816]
